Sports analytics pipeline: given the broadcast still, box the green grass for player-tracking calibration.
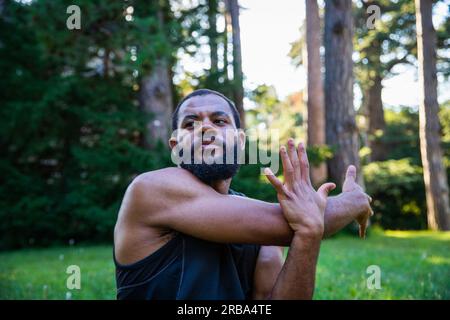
[0,245,116,300]
[0,230,449,300]
[315,230,450,299]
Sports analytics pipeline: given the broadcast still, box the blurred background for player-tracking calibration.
[0,0,449,299]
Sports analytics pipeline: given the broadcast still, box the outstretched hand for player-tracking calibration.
[342,165,373,238]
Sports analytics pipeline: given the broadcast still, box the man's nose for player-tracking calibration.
[199,120,218,140]
[200,118,214,129]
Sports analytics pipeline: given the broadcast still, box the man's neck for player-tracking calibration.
[209,178,232,194]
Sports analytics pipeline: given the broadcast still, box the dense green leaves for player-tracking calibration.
[0,1,174,249]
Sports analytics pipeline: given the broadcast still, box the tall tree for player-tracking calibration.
[415,0,450,230]
[226,0,245,128]
[139,60,173,147]
[205,0,230,90]
[305,0,327,185]
[355,0,416,162]
[324,0,360,186]
[208,0,219,75]
[138,0,174,147]
[223,1,231,83]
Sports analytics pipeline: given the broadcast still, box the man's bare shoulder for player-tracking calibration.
[135,167,194,182]
[119,167,207,219]
[130,167,205,195]
[115,168,194,263]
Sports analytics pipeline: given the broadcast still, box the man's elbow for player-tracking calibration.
[252,246,284,300]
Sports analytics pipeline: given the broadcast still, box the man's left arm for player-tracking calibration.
[253,246,284,300]
[252,166,373,299]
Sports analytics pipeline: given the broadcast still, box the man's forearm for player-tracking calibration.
[161,193,363,246]
[151,191,363,246]
[269,232,321,299]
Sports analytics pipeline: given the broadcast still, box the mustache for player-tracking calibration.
[178,139,240,165]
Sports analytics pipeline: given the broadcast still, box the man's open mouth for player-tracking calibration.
[202,140,214,146]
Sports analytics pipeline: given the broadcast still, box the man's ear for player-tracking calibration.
[169,137,177,150]
[238,129,246,150]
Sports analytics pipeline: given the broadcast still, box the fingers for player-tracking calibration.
[363,193,374,214]
[359,221,367,239]
[264,167,286,195]
[297,142,312,186]
[359,206,372,239]
[345,165,357,182]
[287,139,301,180]
[280,145,294,188]
[317,182,336,198]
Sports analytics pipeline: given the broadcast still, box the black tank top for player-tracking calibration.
[114,189,261,300]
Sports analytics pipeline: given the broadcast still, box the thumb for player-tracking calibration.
[264,167,285,195]
[345,165,357,182]
[317,182,336,198]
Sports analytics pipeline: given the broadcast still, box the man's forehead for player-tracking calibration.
[179,94,232,116]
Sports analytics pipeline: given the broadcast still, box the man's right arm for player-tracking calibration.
[121,167,294,246]
[120,165,370,246]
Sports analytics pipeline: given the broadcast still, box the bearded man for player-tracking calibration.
[113,89,372,300]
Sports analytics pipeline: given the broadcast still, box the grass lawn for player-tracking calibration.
[0,230,449,300]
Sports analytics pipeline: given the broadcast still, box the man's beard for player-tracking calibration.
[179,142,240,184]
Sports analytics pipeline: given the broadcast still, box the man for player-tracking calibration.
[113,89,372,300]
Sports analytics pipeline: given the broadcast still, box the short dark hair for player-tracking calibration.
[171,89,241,131]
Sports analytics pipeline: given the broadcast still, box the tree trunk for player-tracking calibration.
[208,0,219,74]
[305,0,327,186]
[226,0,245,128]
[139,61,173,148]
[223,2,231,82]
[415,0,450,230]
[103,48,110,78]
[362,34,386,162]
[366,75,386,162]
[139,3,173,148]
[324,0,360,187]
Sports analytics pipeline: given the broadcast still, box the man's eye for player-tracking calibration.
[184,122,194,128]
[214,119,227,125]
